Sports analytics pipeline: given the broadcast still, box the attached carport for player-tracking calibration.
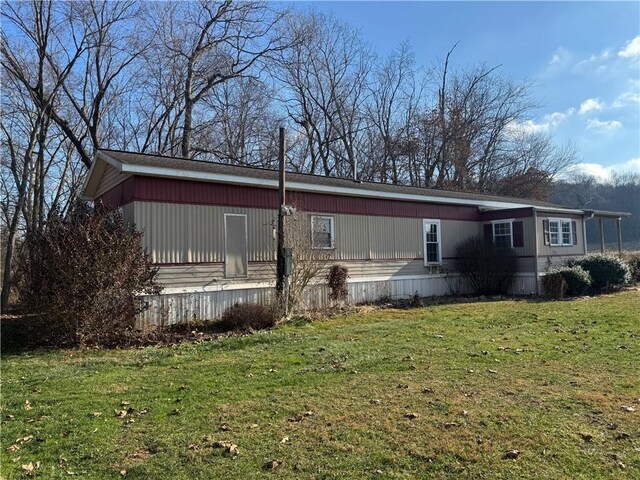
[584,210,632,253]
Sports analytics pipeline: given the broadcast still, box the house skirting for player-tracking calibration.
[137,273,539,326]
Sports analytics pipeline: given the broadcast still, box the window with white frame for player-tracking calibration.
[423,219,441,265]
[549,218,573,246]
[311,215,334,249]
[493,221,512,248]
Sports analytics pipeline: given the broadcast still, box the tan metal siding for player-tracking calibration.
[538,216,584,257]
[121,203,134,225]
[334,214,369,260]
[368,216,397,259]
[134,201,536,277]
[155,259,433,289]
[133,202,276,264]
[440,220,480,258]
[95,164,130,197]
[394,218,422,259]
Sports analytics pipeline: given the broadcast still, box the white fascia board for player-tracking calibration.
[533,206,585,215]
[120,163,542,210]
[83,151,125,198]
[96,150,124,170]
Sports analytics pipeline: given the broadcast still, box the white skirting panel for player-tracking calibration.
[137,274,538,326]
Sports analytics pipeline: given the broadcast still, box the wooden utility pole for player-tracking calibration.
[275,127,286,301]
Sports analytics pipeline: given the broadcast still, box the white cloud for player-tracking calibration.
[569,158,640,182]
[585,118,622,131]
[569,163,616,182]
[508,120,549,135]
[578,98,605,114]
[626,157,640,170]
[612,91,640,108]
[507,108,574,135]
[573,49,613,72]
[548,47,572,67]
[618,36,640,58]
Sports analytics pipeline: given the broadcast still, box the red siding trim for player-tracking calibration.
[98,176,135,209]
[97,175,516,221]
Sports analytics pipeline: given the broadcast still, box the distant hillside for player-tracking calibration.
[551,175,640,251]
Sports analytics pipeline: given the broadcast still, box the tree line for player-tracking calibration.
[2,0,579,307]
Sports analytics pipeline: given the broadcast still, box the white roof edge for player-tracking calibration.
[96,150,124,170]
[83,151,125,198]
[532,206,585,215]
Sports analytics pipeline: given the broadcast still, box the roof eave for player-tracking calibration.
[83,151,124,199]
[119,162,549,210]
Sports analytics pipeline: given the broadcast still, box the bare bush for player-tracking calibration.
[327,264,349,302]
[19,202,161,346]
[276,209,333,312]
[217,303,277,332]
[541,271,567,299]
[454,236,517,295]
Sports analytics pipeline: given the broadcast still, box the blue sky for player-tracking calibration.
[305,1,640,181]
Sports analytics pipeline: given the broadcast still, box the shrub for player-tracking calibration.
[542,271,567,299]
[619,251,640,283]
[454,236,518,295]
[326,265,349,302]
[217,303,277,332]
[20,202,161,346]
[545,266,591,297]
[567,254,631,293]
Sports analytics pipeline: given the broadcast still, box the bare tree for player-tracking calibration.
[364,42,424,184]
[276,11,372,177]
[144,0,290,159]
[196,76,280,166]
[269,209,332,312]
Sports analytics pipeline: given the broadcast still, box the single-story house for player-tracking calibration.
[83,149,630,324]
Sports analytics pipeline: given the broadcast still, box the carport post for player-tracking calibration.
[599,218,605,253]
[616,218,622,253]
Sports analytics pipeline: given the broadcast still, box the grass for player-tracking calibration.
[1,291,639,479]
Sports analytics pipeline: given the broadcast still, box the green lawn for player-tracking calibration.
[1,291,639,479]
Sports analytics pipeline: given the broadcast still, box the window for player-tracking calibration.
[423,219,441,265]
[224,214,248,277]
[493,221,512,248]
[311,215,334,249]
[548,218,573,246]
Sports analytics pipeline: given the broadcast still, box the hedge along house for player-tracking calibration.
[83,149,630,325]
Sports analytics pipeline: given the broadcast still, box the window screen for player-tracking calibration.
[225,214,247,277]
[311,216,334,249]
[493,222,512,248]
[423,220,441,265]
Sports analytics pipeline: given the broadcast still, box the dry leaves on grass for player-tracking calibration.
[263,459,283,470]
[288,411,314,423]
[114,407,135,418]
[503,449,521,460]
[212,440,239,456]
